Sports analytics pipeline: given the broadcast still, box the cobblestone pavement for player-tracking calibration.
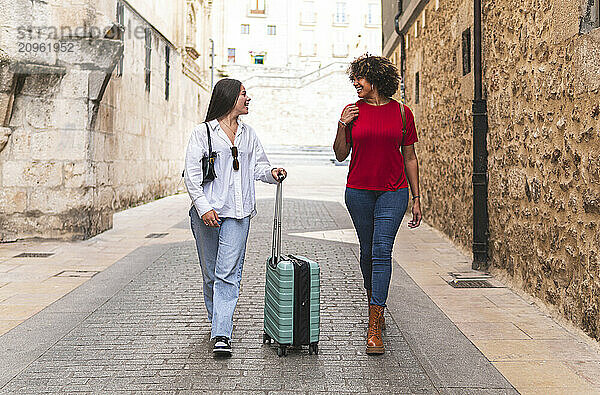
[0,199,515,394]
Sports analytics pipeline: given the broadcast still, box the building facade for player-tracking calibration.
[210,0,382,147]
[383,0,600,339]
[0,0,212,241]
[212,0,382,70]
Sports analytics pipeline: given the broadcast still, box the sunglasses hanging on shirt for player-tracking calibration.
[231,146,240,171]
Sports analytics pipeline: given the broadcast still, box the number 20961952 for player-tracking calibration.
[18,42,75,53]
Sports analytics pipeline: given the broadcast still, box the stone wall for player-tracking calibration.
[95,5,207,214]
[0,0,210,241]
[388,0,600,339]
[0,0,122,240]
[398,0,475,253]
[484,0,600,339]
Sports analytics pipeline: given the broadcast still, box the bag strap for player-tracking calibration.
[400,102,407,146]
[205,122,213,155]
[181,123,214,178]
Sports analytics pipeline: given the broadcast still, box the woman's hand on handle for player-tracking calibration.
[272,168,287,182]
[202,210,220,227]
[408,199,422,228]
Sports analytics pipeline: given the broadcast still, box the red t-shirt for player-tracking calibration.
[343,99,418,191]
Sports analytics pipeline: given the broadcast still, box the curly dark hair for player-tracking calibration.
[347,54,400,99]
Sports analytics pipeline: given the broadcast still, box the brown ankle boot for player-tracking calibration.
[366,290,385,330]
[366,304,385,355]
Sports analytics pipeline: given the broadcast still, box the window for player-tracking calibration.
[267,25,276,35]
[415,72,420,104]
[301,1,316,24]
[333,31,348,57]
[250,0,265,15]
[228,48,236,63]
[335,2,347,24]
[367,3,378,25]
[116,2,124,76]
[300,30,316,56]
[241,24,250,34]
[462,28,471,76]
[254,54,265,64]
[144,28,151,92]
[367,32,380,54]
[165,45,170,101]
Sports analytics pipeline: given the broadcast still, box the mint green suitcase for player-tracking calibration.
[263,181,320,357]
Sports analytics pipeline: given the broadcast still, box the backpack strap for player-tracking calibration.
[400,102,407,146]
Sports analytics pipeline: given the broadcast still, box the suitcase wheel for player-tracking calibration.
[277,345,287,357]
[262,332,272,344]
[309,343,319,355]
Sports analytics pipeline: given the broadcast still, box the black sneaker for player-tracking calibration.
[213,336,232,355]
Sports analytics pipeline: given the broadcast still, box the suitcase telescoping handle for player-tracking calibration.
[270,177,284,268]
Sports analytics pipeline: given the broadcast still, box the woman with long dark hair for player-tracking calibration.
[184,78,286,355]
[333,55,422,355]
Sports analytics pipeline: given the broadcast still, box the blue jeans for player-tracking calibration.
[189,207,250,339]
[345,187,409,307]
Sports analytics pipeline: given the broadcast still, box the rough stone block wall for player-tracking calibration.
[400,0,475,252]
[484,0,600,339]
[396,0,600,339]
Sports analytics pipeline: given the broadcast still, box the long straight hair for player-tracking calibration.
[204,78,242,122]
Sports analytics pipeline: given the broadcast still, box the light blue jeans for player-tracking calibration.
[345,187,409,307]
[189,207,250,339]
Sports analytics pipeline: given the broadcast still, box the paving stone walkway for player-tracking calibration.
[0,199,516,394]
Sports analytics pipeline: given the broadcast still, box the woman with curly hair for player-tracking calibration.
[333,55,422,355]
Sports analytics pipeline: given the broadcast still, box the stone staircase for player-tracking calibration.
[226,62,350,89]
[264,145,348,166]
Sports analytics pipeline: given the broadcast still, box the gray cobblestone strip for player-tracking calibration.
[0,199,515,394]
[0,242,177,389]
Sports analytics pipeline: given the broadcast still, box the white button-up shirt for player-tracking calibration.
[184,119,277,219]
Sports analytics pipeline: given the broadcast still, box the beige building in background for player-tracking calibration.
[210,0,382,147]
[212,0,382,70]
[383,0,600,340]
[0,0,212,241]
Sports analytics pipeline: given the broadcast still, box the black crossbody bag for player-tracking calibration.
[182,122,217,185]
[201,123,217,185]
